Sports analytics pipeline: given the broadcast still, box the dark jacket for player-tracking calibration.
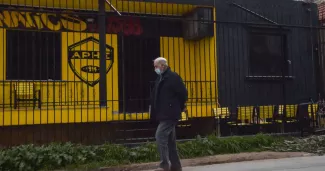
[150,67,188,121]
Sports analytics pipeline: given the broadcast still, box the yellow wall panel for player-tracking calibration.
[0,108,151,126]
[0,28,6,107]
[0,29,5,80]
[160,37,195,81]
[160,36,217,117]
[0,0,195,15]
[194,37,217,102]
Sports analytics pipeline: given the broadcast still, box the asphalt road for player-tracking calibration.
[181,156,325,171]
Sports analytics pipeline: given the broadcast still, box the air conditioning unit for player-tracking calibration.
[182,7,214,40]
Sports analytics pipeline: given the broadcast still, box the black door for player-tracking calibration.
[118,36,160,113]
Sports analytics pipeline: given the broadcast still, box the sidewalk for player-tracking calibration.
[173,156,325,171]
[99,152,313,171]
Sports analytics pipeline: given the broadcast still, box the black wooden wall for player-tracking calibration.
[215,0,320,107]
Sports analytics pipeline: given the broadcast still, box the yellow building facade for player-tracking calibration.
[0,0,217,126]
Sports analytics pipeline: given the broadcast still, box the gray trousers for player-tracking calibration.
[155,120,182,170]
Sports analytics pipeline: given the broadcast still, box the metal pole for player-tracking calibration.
[281,26,286,133]
[120,32,126,116]
[103,0,124,113]
[230,2,278,25]
[105,0,122,16]
[99,0,107,107]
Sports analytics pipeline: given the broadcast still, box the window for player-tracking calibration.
[248,28,289,78]
[6,30,61,80]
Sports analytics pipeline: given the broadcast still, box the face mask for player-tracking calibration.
[155,68,161,75]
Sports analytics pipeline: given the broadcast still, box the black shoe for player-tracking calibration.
[154,168,170,171]
[170,167,182,171]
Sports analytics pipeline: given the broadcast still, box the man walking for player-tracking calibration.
[150,57,188,171]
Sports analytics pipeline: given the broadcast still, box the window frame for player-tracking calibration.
[246,26,294,81]
[6,30,62,81]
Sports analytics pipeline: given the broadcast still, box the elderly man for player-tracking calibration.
[150,57,188,171]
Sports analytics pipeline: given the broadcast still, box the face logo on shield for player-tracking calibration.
[68,37,114,87]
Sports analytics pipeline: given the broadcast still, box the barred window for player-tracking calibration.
[6,30,61,80]
[248,30,288,77]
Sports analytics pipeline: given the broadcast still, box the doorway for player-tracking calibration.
[118,36,160,113]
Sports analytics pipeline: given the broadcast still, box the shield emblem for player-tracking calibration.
[68,37,114,87]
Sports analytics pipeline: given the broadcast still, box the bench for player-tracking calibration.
[14,82,41,109]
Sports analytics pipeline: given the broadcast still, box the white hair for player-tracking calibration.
[154,57,168,66]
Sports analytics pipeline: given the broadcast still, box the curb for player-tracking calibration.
[99,152,314,171]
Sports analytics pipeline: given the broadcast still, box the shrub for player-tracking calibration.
[177,134,278,158]
[0,134,281,171]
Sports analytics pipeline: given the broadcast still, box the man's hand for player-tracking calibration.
[182,106,187,113]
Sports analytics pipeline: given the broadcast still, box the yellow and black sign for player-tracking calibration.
[68,36,114,86]
[0,7,144,36]
[0,8,87,32]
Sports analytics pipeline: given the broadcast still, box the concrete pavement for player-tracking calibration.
[181,156,325,171]
[102,152,313,171]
